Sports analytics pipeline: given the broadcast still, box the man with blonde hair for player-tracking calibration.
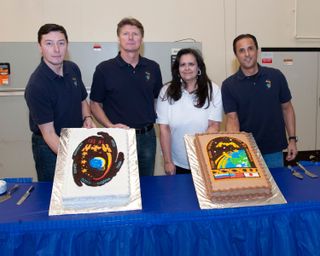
[90,17,163,176]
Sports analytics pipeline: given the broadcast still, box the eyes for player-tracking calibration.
[238,46,256,54]
[179,62,196,68]
[121,32,141,37]
[44,40,66,47]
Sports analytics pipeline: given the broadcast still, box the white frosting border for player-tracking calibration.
[49,128,142,216]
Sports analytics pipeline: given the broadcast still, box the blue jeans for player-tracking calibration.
[136,128,156,176]
[32,134,57,181]
[262,151,284,168]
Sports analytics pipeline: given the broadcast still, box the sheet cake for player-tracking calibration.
[194,132,272,202]
[60,128,131,209]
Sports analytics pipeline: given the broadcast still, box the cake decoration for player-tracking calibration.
[206,136,260,179]
[72,131,124,187]
[194,132,272,202]
[49,128,142,215]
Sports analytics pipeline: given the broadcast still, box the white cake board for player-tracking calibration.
[184,134,287,209]
[49,128,142,215]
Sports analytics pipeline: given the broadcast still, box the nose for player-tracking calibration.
[53,43,60,52]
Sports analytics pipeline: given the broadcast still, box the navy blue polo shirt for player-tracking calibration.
[221,65,292,154]
[90,54,163,129]
[25,59,88,135]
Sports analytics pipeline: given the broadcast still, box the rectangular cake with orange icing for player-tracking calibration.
[194,132,272,202]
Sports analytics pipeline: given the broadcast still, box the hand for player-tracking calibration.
[83,117,96,128]
[110,123,130,129]
[286,141,298,161]
[164,162,176,175]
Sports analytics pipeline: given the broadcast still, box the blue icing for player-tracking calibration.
[224,149,251,168]
[89,157,106,171]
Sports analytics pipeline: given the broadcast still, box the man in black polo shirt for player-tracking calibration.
[25,24,95,181]
[221,34,298,167]
[90,17,163,176]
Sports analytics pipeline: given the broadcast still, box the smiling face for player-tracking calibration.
[234,37,259,75]
[178,53,199,84]
[118,25,143,53]
[39,31,67,71]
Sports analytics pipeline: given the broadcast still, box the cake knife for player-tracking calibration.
[0,184,19,203]
[16,185,34,205]
[287,165,303,180]
[296,162,318,178]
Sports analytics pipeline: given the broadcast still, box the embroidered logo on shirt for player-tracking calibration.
[145,71,151,81]
[72,77,78,87]
[265,79,271,89]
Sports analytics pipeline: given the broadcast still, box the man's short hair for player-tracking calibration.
[117,17,144,37]
[37,24,68,43]
[233,34,258,54]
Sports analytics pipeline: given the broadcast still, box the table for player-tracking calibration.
[1,165,320,255]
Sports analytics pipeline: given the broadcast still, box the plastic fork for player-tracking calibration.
[296,162,318,178]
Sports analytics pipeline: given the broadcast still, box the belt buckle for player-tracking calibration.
[136,124,152,134]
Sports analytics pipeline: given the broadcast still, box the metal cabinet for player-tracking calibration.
[261,48,320,152]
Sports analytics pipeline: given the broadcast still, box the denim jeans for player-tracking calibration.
[135,127,156,176]
[262,151,284,168]
[32,134,57,181]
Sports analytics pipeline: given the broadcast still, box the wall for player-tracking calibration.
[2,0,320,82]
[1,0,320,179]
[1,0,226,83]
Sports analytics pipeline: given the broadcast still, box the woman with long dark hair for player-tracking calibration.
[156,48,223,175]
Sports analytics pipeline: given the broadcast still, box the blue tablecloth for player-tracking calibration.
[1,166,320,255]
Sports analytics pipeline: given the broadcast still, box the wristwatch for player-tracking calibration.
[288,136,298,142]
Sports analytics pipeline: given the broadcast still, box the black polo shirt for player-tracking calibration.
[25,59,88,135]
[221,65,292,154]
[90,54,163,129]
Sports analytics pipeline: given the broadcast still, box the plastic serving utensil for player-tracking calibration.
[309,155,317,161]
[287,165,303,180]
[0,184,19,203]
[296,162,318,178]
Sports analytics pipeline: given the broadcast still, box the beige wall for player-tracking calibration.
[2,0,320,83]
[1,0,320,178]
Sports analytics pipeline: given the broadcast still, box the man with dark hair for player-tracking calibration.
[90,17,163,176]
[25,23,95,181]
[232,34,258,54]
[222,33,298,168]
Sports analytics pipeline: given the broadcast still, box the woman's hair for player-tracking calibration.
[164,48,212,108]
